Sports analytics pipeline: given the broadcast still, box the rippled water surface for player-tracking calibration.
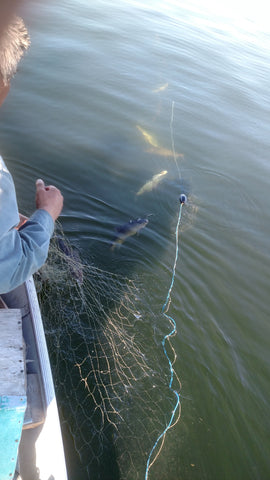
[1,1,270,479]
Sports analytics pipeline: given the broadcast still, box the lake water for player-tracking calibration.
[1,1,270,479]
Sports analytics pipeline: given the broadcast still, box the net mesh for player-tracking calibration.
[35,224,181,479]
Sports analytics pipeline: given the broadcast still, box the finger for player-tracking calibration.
[36,178,45,190]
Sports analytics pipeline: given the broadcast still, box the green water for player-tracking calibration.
[1,1,270,478]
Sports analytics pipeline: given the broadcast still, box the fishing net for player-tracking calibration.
[34,223,181,480]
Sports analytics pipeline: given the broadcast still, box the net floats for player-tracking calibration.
[179,194,187,204]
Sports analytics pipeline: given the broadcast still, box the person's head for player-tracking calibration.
[0,16,30,106]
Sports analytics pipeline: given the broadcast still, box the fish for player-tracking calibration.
[56,237,84,285]
[146,146,184,159]
[152,82,169,93]
[136,125,159,148]
[136,125,183,158]
[136,170,168,196]
[111,218,149,250]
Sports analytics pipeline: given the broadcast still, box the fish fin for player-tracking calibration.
[110,238,123,251]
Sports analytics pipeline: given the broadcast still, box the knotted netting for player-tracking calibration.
[35,223,181,479]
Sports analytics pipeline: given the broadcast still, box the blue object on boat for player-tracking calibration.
[0,308,27,480]
[0,396,27,480]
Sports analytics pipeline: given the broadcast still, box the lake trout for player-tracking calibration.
[146,146,184,159]
[136,125,183,158]
[136,170,168,196]
[136,125,159,148]
[111,217,149,250]
[152,82,169,93]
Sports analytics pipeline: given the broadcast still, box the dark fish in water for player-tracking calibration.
[56,237,84,285]
[111,217,149,250]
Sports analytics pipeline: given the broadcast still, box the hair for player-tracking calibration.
[0,16,30,85]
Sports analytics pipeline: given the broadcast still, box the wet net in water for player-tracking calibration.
[35,224,181,480]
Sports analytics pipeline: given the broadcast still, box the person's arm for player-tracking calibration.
[0,208,54,293]
[0,175,63,294]
[15,213,29,230]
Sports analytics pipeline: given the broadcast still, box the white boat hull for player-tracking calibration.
[1,277,68,480]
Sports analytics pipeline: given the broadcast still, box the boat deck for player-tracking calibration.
[1,279,67,480]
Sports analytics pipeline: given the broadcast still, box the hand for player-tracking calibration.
[35,179,64,222]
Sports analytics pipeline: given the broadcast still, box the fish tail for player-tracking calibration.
[110,238,123,251]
